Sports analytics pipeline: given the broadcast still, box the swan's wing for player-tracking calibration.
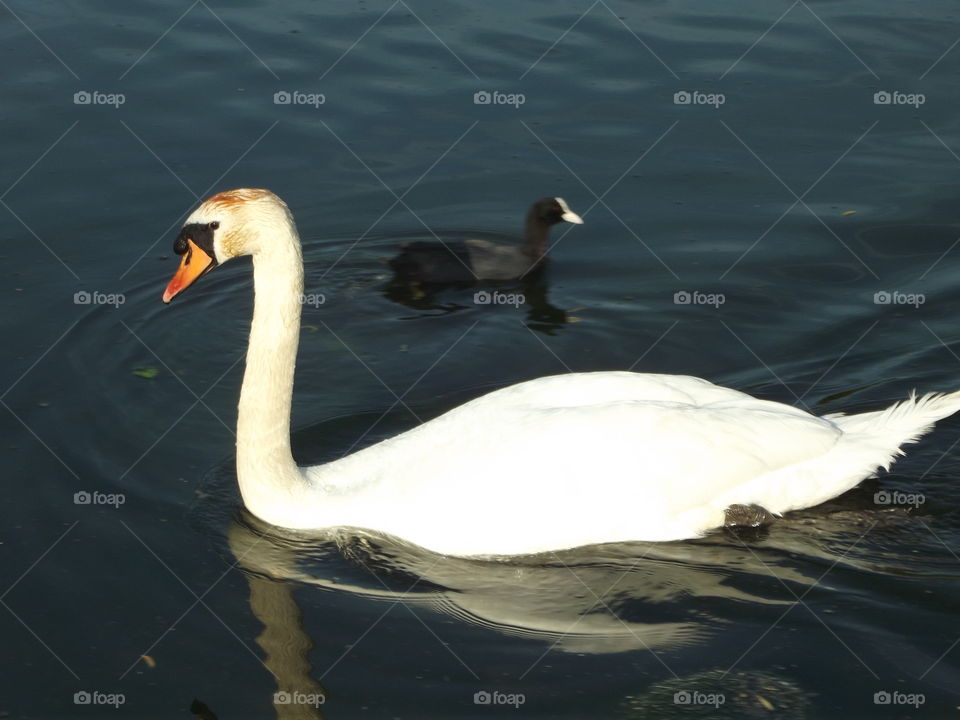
[438,389,841,510]
[310,372,841,553]
[469,371,774,409]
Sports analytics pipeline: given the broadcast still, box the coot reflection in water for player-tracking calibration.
[383,247,574,334]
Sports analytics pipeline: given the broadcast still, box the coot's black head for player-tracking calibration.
[530,197,584,226]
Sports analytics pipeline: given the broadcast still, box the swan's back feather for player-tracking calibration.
[297,374,960,555]
[303,373,845,554]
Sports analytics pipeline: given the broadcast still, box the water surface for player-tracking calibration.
[3,1,960,718]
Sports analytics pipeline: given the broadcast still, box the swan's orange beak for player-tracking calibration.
[163,239,217,303]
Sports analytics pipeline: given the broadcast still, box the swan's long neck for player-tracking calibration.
[236,221,307,508]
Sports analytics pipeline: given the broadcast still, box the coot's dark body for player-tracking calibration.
[389,197,582,283]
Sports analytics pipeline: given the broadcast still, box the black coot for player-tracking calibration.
[389,197,583,283]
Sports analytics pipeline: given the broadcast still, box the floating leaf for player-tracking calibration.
[141,654,156,669]
[756,694,775,711]
[133,367,159,379]
[841,210,857,216]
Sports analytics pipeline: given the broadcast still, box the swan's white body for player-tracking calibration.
[167,189,960,557]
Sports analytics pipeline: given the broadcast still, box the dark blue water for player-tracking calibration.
[3,1,960,717]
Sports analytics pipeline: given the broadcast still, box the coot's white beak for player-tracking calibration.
[556,197,584,224]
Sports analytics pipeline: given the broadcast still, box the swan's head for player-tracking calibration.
[162,188,294,303]
[531,197,584,226]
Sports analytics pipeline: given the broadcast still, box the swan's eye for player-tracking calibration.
[175,222,218,258]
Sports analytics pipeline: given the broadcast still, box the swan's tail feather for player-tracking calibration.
[827,389,960,471]
[719,389,960,519]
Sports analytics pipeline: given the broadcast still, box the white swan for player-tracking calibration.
[163,188,960,557]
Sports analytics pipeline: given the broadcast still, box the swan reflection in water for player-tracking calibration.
[202,496,889,718]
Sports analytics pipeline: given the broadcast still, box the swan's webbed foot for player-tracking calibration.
[723,503,775,528]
